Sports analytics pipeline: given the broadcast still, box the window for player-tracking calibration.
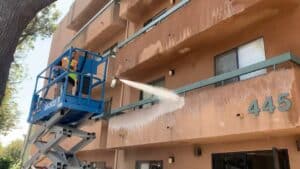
[215,38,266,86]
[143,8,167,32]
[238,38,266,80]
[103,97,113,117]
[212,149,290,169]
[91,161,106,169]
[215,50,239,86]
[139,77,165,108]
[170,0,176,4]
[136,160,163,169]
[102,43,117,55]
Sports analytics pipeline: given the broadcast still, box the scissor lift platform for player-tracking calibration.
[23,48,108,169]
[28,95,104,125]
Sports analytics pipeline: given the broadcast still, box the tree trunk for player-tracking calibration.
[0,0,56,104]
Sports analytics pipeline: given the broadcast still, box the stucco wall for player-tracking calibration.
[107,67,300,148]
[48,16,75,64]
[113,0,299,78]
[115,136,300,169]
[40,0,300,168]
[48,0,300,149]
[67,0,109,30]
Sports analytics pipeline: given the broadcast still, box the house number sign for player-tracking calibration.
[248,93,292,116]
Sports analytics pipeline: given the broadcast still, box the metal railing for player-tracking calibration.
[64,0,191,58]
[65,0,116,49]
[98,52,299,118]
[21,0,192,164]
[28,47,108,123]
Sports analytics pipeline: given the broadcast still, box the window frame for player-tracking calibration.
[90,161,107,169]
[214,37,266,86]
[102,97,113,118]
[102,43,118,55]
[212,149,290,169]
[139,77,166,109]
[214,48,240,86]
[135,160,163,169]
[143,8,168,27]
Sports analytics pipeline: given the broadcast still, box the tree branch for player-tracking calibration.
[0,0,57,104]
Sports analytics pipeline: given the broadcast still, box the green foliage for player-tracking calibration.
[9,161,21,169]
[0,3,60,135]
[0,157,12,169]
[0,59,25,135]
[0,144,4,156]
[0,139,23,169]
[17,3,60,51]
[3,140,23,162]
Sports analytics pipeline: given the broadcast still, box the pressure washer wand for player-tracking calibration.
[110,77,120,88]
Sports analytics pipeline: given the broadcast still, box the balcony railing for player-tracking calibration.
[65,0,126,50]
[119,0,170,22]
[67,0,110,31]
[95,52,300,118]
[113,0,299,77]
[106,58,300,148]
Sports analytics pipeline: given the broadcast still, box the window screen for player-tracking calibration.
[238,38,266,80]
[215,38,266,86]
[215,50,239,86]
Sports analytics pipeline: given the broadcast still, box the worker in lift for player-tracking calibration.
[53,51,80,97]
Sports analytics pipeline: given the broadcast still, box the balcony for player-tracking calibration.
[67,1,126,51]
[119,0,170,22]
[106,53,300,148]
[114,0,300,78]
[67,0,109,31]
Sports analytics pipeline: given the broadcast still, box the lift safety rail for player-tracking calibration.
[23,47,108,169]
[22,0,191,168]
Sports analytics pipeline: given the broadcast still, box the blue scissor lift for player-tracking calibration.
[23,48,108,169]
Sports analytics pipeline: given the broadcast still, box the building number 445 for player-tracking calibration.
[248,93,292,116]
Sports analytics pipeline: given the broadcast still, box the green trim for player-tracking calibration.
[107,52,296,117]
[175,52,292,94]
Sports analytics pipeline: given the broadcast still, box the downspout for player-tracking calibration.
[114,149,119,169]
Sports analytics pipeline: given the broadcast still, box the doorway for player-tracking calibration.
[212,148,290,169]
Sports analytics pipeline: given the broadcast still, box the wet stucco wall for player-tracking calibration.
[48,0,300,149]
[77,149,115,169]
[107,67,300,148]
[113,0,300,78]
[67,0,109,31]
[40,0,300,168]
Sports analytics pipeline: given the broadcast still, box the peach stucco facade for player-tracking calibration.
[38,0,300,168]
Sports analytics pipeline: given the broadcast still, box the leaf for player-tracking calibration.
[0,2,59,135]
[17,3,60,52]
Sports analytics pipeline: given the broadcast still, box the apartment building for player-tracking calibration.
[38,0,300,168]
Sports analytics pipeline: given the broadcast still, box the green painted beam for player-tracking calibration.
[107,52,296,117]
[175,52,292,94]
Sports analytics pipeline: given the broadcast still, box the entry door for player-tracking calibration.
[272,148,291,169]
[212,149,290,169]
